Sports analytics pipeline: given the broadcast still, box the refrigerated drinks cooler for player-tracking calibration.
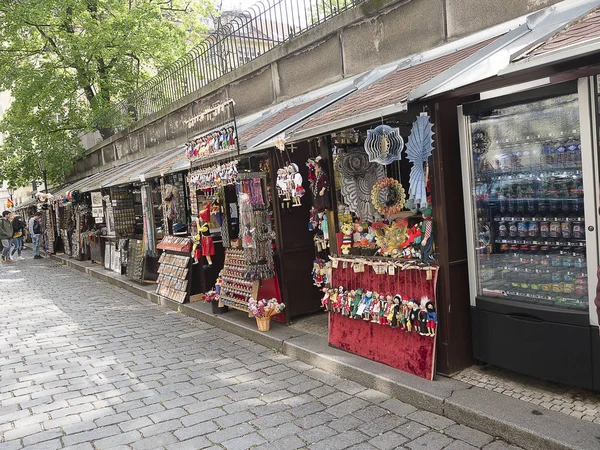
[458,81,600,389]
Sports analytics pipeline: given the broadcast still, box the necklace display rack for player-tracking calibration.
[217,248,260,316]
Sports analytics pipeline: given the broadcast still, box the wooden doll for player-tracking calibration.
[288,163,304,207]
[351,288,363,318]
[197,204,214,267]
[408,299,420,333]
[389,294,401,328]
[320,288,331,311]
[420,207,434,263]
[312,158,331,211]
[400,298,410,330]
[426,300,437,337]
[418,298,429,335]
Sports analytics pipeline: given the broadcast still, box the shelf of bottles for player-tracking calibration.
[469,93,588,310]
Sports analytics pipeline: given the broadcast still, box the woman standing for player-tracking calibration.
[11,214,25,260]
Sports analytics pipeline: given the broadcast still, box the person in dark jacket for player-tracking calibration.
[0,211,14,263]
[29,212,43,259]
[11,215,25,260]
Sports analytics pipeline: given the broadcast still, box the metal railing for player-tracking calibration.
[91,0,363,134]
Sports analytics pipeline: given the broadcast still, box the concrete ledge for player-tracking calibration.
[445,388,600,450]
[50,253,600,450]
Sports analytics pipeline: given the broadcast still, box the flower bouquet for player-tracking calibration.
[248,297,285,331]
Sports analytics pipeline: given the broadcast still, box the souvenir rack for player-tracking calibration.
[155,236,193,303]
[156,252,191,303]
[217,248,259,315]
[127,238,145,282]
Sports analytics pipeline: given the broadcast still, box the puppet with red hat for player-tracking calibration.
[192,203,215,267]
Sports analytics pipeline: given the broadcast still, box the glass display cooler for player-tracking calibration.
[458,81,600,389]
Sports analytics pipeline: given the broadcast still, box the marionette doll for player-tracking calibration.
[191,232,202,265]
[408,300,420,333]
[389,294,401,328]
[228,127,236,147]
[426,300,437,337]
[306,158,316,192]
[371,294,383,323]
[400,298,410,330]
[420,207,434,263]
[351,288,363,318]
[320,288,331,311]
[379,295,391,325]
[343,290,354,316]
[197,204,215,267]
[312,158,331,211]
[418,298,429,335]
[357,291,373,320]
[211,197,223,227]
[288,163,304,207]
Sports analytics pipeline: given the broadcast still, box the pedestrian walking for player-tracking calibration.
[29,212,42,259]
[1,211,14,263]
[11,215,25,260]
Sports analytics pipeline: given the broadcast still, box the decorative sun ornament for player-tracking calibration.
[371,177,406,216]
[363,125,404,165]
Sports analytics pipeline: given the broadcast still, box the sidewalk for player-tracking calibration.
[50,253,600,450]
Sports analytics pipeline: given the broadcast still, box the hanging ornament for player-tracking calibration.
[406,114,434,211]
[363,125,404,165]
[273,135,286,152]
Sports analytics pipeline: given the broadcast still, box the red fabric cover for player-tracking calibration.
[257,272,285,323]
[329,314,435,379]
[329,264,438,380]
[199,203,211,223]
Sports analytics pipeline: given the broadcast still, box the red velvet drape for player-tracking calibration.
[329,264,438,380]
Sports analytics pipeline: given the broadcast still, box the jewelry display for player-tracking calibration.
[216,248,260,314]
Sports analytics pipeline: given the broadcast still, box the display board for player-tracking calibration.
[127,239,145,282]
[156,252,191,303]
[110,187,136,237]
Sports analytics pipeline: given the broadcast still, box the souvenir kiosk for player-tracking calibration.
[282,109,441,380]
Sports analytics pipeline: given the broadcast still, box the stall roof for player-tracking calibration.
[409,0,600,99]
[14,197,37,211]
[288,36,496,142]
[139,145,187,180]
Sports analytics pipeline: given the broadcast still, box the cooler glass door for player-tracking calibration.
[458,92,593,315]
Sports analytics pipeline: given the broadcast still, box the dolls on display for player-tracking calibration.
[276,168,291,209]
[389,295,401,328]
[408,300,420,333]
[418,298,429,335]
[312,157,331,211]
[340,222,354,255]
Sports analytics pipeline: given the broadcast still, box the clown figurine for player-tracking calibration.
[288,163,304,207]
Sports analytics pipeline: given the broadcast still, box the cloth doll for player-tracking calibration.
[343,290,354,316]
[357,291,372,319]
[197,203,214,267]
[320,288,331,311]
[400,298,410,330]
[379,295,391,324]
[312,158,331,211]
[420,207,434,263]
[426,300,437,337]
[191,232,202,265]
[351,288,363,318]
[371,294,383,323]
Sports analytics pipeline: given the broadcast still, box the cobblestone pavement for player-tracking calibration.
[1,257,522,450]
[454,365,600,424]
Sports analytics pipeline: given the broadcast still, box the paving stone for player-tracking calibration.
[358,414,408,438]
[174,420,220,440]
[396,421,430,440]
[328,414,364,433]
[445,424,494,447]
[139,418,182,437]
[118,416,153,432]
[131,431,179,449]
[406,410,455,430]
[405,431,454,450]
[62,425,121,447]
[221,431,268,450]
[22,429,64,447]
[206,423,256,443]
[483,441,522,450]
[368,430,409,450]
[257,422,304,441]
[93,430,142,449]
[308,429,368,450]
[254,434,306,450]
[443,441,479,450]
[326,397,370,418]
[381,398,418,417]
[165,436,213,450]
[298,424,337,443]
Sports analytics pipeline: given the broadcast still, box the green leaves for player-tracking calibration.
[0,0,214,187]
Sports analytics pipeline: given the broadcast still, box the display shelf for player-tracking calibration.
[216,248,259,315]
[157,236,191,253]
[494,238,585,247]
[478,168,582,180]
[493,216,585,222]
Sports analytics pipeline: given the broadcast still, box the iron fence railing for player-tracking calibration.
[91,0,363,134]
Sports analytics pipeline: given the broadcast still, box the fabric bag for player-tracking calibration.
[13,231,22,238]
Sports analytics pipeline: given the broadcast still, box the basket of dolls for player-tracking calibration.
[248,298,285,332]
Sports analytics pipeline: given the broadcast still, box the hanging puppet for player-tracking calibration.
[420,207,434,263]
[311,157,331,211]
[288,163,304,207]
[192,203,215,267]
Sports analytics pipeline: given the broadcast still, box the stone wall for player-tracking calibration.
[71,0,562,180]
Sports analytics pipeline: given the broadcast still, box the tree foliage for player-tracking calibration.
[0,0,215,187]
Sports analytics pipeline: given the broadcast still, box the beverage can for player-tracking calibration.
[540,222,549,237]
[498,222,508,238]
[549,222,561,238]
[528,221,539,237]
[561,222,572,239]
[509,222,518,238]
[518,221,528,238]
[572,221,584,239]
